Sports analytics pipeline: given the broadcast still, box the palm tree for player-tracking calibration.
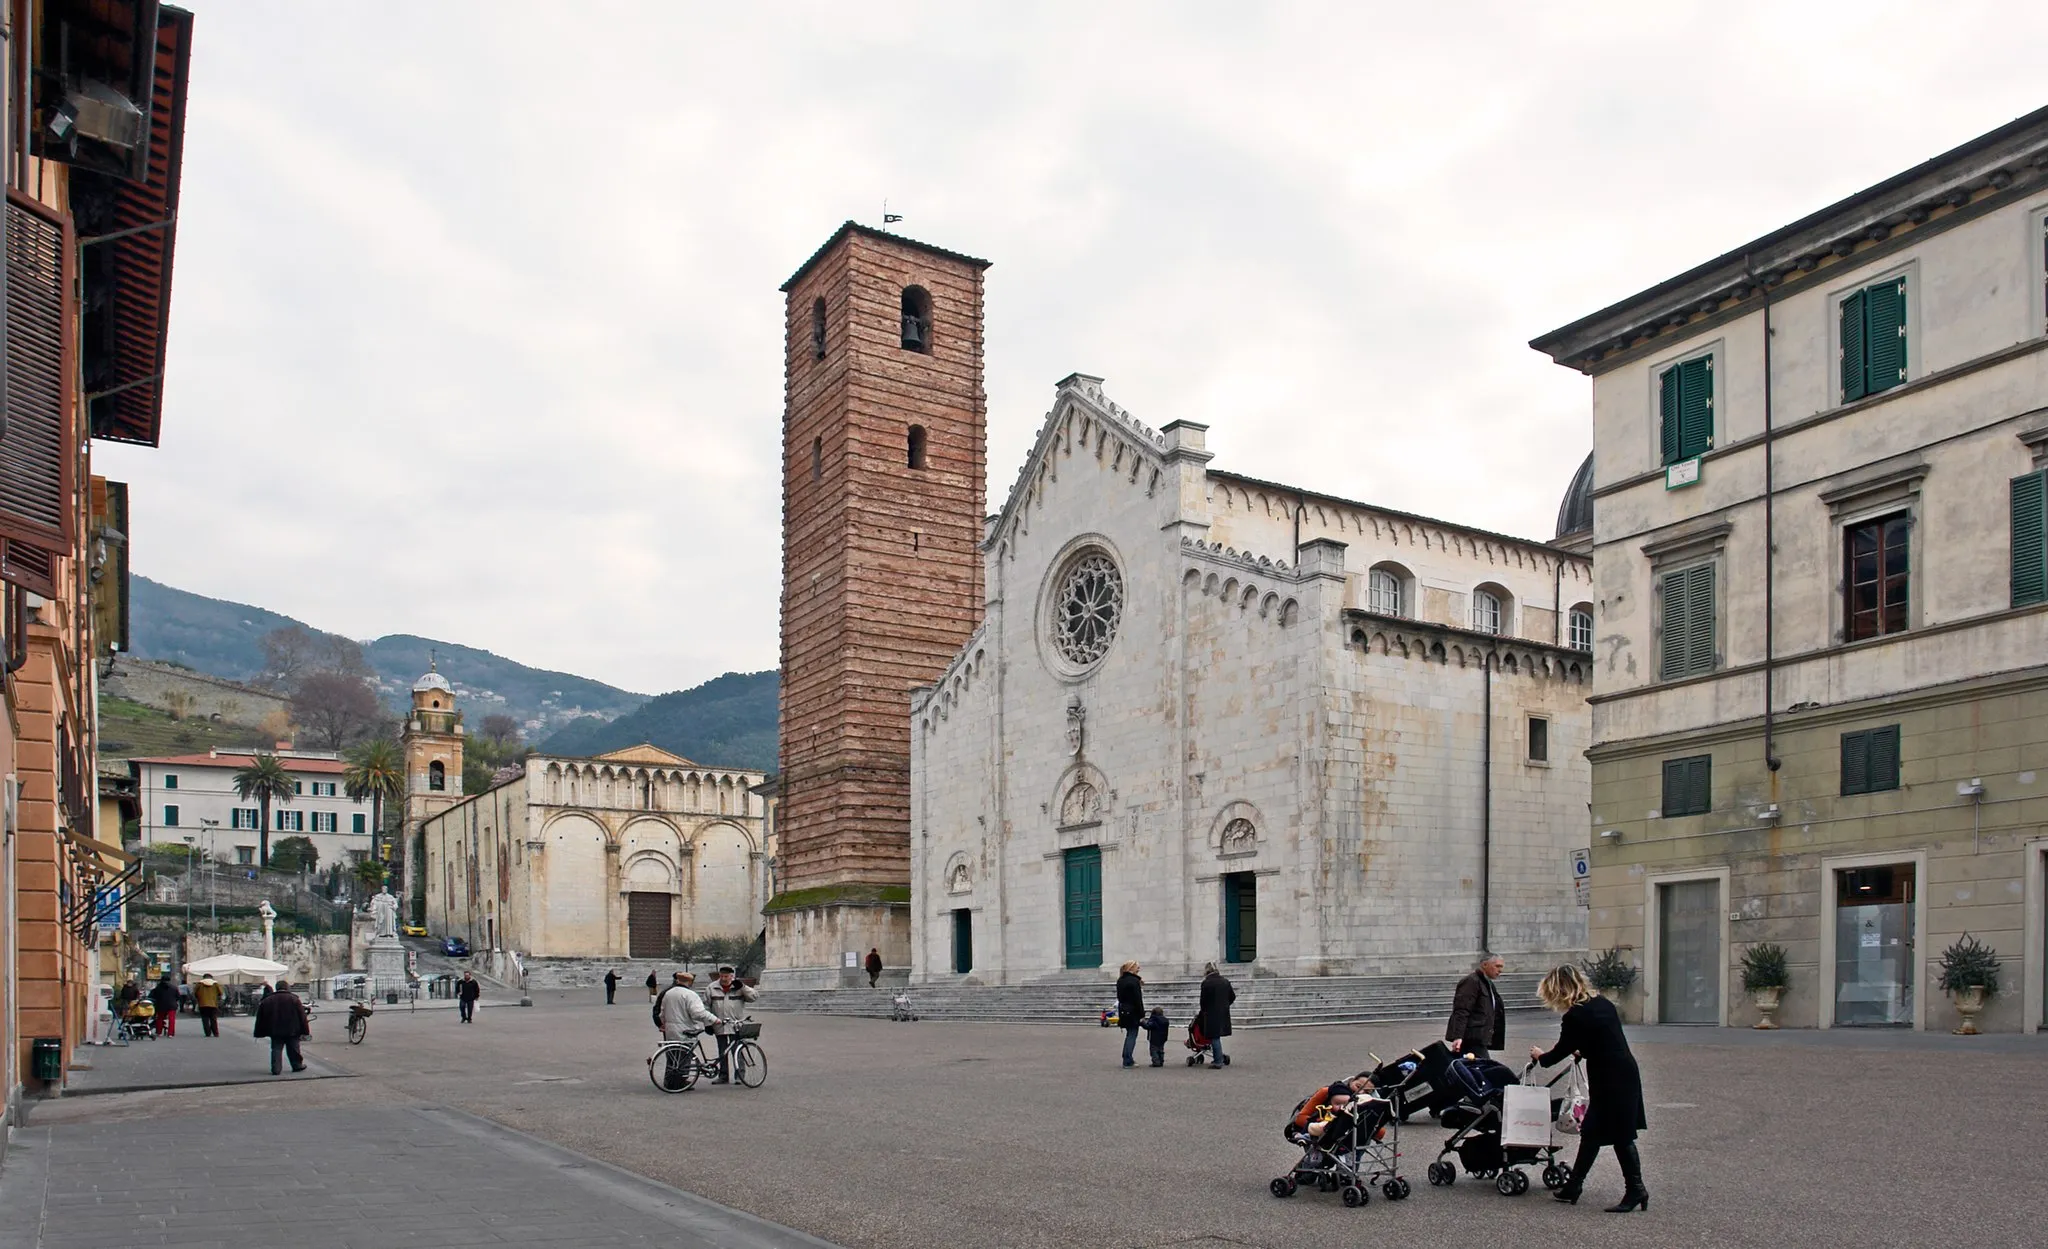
[232,754,296,868]
[344,737,405,863]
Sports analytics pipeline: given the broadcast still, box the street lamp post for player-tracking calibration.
[181,835,196,928]
[199,818,220,923]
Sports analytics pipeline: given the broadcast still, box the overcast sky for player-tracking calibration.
[95,1,2048,694]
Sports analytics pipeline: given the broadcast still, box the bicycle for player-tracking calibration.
[648,1020,766,1094]
[347,1002,372,1045]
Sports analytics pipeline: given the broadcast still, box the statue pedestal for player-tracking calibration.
[365,936,407,995]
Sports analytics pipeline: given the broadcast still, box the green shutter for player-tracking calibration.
[1660,571,1690,678]
[1864,279,1907,395]
[2012,471,2048,607]
[1659,366,1682,465]
[1679,357,1713,459]
[1841,730,1869,795]
[1840,289,1867,402]
[1869,726,1900,792]
[1661,756,1710,816]
[1684,564,1715,674]
[1661,759,1685,815]
[1687,757,1711,815]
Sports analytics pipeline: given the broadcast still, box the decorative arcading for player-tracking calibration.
[1180,535,1295,578]
[1208,480,1591,580]
[989,379,1167,558]
[1179,565,1302,630]
[1345,623,1589,685]
[915,637,991,738]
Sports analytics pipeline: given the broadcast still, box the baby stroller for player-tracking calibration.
[890,992,918,1022]
[1422,1057,1573,1195]
[1271,1080,1410,1207]
[1183,1018,1211,1066]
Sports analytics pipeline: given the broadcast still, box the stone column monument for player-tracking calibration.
[365,887,406,993]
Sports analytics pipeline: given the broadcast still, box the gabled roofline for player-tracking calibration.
[981,374,1168,554]
[779,221,991,293]
[1210,469,1584,563]
[1531,105,2048,373]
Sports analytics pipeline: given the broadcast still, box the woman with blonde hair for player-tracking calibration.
[1529,964,1648,1212]
[1114,961,1145,1067]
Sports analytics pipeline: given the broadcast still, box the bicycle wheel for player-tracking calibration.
[649,1044,698,1094]
[733,1041,766,1088]
[347,1015,367,1045]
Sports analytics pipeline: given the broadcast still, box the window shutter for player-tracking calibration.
[1661,759,1685,814]
[1841,730,1868,795]
[0,194,76,565]
[1685,564,1715,674]
[1659,571,1690,678]
[1870,725,1900,791]
[1864,279,1907,394]
[1679,357,1713,459]
[1659,366,1681,465]
[1840,289,1867,402]
[2012,471,2048,607]
[1687,757,1710,814]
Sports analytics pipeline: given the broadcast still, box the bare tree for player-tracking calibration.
[257,624,317,690]
[479,714,520,747]
[291,672,383,750]
[314,633,374,682]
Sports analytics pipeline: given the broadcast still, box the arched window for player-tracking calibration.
[1569,603,1594,651]
[907,425,927,470]
[429,761,446,792]
[810,297,827,360]
[811,436,823,482]
[900,285,932,353]
[1472,586,1509,635]
[1367,565,1407,617]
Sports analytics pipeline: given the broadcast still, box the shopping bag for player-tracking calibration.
[1500,1084,1553,1148]
[1554,1064,1588,1136]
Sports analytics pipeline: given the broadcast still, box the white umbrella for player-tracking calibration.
[183,954,290,984]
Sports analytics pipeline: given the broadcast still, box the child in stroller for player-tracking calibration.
[1421,1054,1573,1195]
[1270,1074,1411,1207]
[1183,1018,1211,1066]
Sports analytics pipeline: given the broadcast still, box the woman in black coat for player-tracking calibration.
[1114,962,1145,1067]
[1530,964,1648,1212]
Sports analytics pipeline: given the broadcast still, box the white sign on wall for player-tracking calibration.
[1570,848,1591,908]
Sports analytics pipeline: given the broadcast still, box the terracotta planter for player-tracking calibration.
[1951,985,1987,1035]
[1750,986,1783,1030]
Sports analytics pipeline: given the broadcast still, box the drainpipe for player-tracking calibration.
[1480,654,1492,952]
[1754,258,1783,783]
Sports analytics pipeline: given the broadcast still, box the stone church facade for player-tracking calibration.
[911,373,1596,983]
[421,740,768,960]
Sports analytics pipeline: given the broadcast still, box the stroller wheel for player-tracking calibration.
[1269,1176,1297,1198]
[1426,1162,1452,1187]
[1496,1169,1529,1196]
[1393,1178,1412,1200]
[1381,1180,1402,1201]
[1341,1184,1368,1208]
[1541,1164,1566,1190]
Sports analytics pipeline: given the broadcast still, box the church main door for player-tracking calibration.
[627,892,671,959]
[1063,846,1102,969]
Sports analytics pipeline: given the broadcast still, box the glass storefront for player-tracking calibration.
[1834,865,1915,1027]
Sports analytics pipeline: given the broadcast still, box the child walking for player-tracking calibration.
[1141,1008,1171,1067]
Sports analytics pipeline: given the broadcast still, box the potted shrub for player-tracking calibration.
[1739,943,1790,1030]
[1582,948,1638,996]
[1936,933,2001,1035]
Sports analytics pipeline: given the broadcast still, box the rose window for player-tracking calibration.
[1053,552,1124,667]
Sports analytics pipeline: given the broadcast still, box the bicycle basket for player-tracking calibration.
[733,1021,762,1039]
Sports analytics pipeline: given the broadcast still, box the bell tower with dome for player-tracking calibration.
[399,660,465,923]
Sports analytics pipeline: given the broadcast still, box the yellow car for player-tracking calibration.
[401,923,428,939]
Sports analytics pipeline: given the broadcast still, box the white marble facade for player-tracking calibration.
[910,375,1594,983]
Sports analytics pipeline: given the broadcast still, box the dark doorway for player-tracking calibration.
[952,908,973,974]
[1223,872,1257,963]
[627,892,671,959]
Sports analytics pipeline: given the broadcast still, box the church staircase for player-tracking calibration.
[759,971,1544,1030]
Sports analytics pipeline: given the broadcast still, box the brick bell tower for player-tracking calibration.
[766,223,989,987]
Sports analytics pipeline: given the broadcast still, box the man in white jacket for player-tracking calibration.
[655,971,719,1042]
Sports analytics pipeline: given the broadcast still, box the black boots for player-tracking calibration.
[1604,1141,1650,1213]
[1554,1142,1597,1204]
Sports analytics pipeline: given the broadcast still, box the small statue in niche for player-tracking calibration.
[1065,696,1086,757]
[1220,818,1257,855]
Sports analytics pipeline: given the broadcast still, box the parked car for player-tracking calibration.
[401,923,427,938]
[441,936,470,957]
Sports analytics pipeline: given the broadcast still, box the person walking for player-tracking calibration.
[1114,961,1145,1067]
[148,975,179,1038]
[1198,963,1235,1068]
[864,948,884,988]
[703,966,759,1083]
[603,969,619,1005]
[645,970,659,1000]
[192,974,222,1038]
[254,979,309,1075]
[1448,953,1507,1060]
[1531,964,1649,1213]
[456,971,481,1023]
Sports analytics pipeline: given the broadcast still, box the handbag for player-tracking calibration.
[1554,1062,1589,1136]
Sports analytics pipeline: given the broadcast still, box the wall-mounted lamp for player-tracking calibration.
[1598,829,1622,842]
[1756,804,1781,824]
[1957,778,1986,800]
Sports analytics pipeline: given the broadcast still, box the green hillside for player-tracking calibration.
[98,696,277,761]
[540,670,778,771]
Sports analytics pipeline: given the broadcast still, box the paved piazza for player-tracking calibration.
[9,994,2045,1248]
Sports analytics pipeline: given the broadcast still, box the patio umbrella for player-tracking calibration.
[182,954,290,984]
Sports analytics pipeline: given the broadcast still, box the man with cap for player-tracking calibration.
[654,971,719,1043]
[703,966,759,1084]
[192,974,223,1037]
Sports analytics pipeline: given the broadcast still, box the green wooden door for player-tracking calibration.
[1223,872,1257,963]
[1063,846,1103,969]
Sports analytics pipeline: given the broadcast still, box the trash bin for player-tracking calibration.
[31,1037,62,1083]
[386,989,399,1004]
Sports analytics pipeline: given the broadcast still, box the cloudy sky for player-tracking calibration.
[96,1,2048,694]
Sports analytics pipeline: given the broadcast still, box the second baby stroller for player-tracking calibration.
[1270,1077,1410,1207]
[1183,1018,1211,1066]
[1423,1057,1575,1195]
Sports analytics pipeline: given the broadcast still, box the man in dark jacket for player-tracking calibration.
[603,969,619,1005]
[1114,962,1145,1067]
[864,948,884,988]
[253,979,309,1075]
[456,971,481,1023]
[1447,953,1507,1060]
[148,975,179,1037]
[1198,963,1235,1068]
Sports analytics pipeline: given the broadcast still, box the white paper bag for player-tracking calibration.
[1501,1084,1553,1148]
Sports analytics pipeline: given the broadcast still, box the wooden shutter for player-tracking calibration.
[1869,725,1900,792]
[1841,730,1868,795]
[1840,289,1866,402]
[1679,357,1713,459]
[1659,571,1690,678]
[1659,366,1681,465]
[1686,757,1710,815]
[1663,564,1715,678]
[2011,471,2048,607]
[1,193,76,566]
[1864,279,1907,394]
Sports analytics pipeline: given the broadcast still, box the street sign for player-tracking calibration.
[1570,848,1591,908]
[1665,456,1701,490]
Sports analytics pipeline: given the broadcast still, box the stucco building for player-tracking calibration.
[910,374,1594,982]
[1532,106,2048,1033]
[129,750,376,869]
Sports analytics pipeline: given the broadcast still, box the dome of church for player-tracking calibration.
[412,670,453,694]
[1555,452,1594,539]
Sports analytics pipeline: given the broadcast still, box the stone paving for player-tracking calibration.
[7,989,2047,1249]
